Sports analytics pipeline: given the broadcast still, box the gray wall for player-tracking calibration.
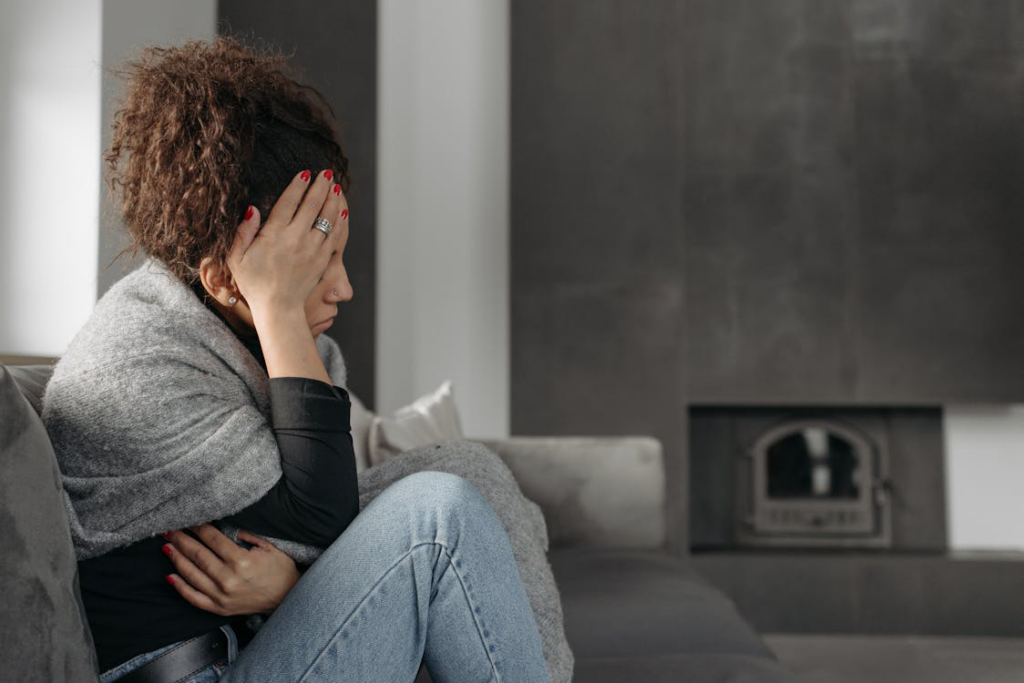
[511,2,690,555]
[97,1,217,300]
[511,0,1024,556]
[683,0,1024,404]
[218,0,378,407]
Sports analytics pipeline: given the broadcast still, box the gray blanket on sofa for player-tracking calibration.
[41,256,573,682]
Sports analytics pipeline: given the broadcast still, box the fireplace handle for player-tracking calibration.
[873,478,893,507]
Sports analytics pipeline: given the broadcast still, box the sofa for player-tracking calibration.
[1,360,797,682]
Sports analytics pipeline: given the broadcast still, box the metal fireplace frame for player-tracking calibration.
[735,417,892,549]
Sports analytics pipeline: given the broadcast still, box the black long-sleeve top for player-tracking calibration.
[78,297,358,673]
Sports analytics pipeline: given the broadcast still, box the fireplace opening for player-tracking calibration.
[738,418,890,547]
[688,406,947,552]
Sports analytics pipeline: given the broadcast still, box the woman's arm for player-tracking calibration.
[220,376,359,547]
[162,376,357,616]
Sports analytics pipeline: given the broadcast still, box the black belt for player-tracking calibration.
[116,628,229,683]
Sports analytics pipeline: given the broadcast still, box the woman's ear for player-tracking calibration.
[198,256,236,305]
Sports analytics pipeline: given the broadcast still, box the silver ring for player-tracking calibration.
[313,217,333,236]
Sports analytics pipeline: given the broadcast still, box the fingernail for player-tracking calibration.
[162,532,172,540]
[324,169,333,181]
[300,169,311,182]
[333,183,341,196]
[341,209,349,220]
[166,575,175,586]
[244,205,254,221]
[162,544,172,557]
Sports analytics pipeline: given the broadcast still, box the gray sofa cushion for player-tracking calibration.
[0,364,100,682]
[572,653,799,683]
[478,436,667,550]
[549,548,790,666]
[417,548,797,683]
[6,362,55,417]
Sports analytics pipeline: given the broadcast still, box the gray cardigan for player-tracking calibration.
[42,256,350,564]
[41,256,573,681]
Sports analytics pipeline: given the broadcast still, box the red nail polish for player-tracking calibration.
[324,169,333,181]
[166,575,175,586]
[333,184,341,195]
[244,205,254,221]
[300,170,311,182]
[162,531,172,540]
[341,209,349,220]
[162,544,172,556]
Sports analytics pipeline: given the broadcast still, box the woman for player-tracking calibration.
[41,35,572,683]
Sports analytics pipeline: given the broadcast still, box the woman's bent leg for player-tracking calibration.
[218,471,551,683]
[356,441,573,683]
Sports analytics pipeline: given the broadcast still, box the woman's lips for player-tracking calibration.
[313,316,335,330]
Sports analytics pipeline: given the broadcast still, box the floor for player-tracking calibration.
[764,634,1024,683]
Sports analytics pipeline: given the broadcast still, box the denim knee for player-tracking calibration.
[391,470,497,526]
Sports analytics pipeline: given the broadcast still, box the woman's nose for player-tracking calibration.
[330,272,354,302]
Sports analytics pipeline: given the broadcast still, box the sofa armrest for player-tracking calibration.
[471,436,666,551]
[4,363,56,417]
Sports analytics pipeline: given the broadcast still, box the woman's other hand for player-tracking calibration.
[161,524,301,616]
[227,168,347,318]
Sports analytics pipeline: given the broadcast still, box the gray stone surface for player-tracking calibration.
[512,0,1023,568]
[681,0,1024,404]
[511,0,690,556]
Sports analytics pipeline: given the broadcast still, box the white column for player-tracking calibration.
[377,0,510,439]
[945,405,1024,552]
[0,0,102,357]
[0,0,216,357]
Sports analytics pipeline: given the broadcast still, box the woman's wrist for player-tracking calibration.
[252,305,331,384]
[248,300,305,328]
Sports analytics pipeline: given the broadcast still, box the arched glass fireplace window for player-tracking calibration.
[766,427,860,499]
[737,417,891,547]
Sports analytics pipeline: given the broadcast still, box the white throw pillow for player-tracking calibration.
[346,389,375,472]
[367,380,464,467]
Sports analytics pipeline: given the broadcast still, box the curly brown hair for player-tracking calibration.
[102,33,350,288]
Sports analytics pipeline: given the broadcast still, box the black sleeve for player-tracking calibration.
[220,377,359,548]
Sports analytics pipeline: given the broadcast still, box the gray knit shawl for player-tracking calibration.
[42,256,349,564]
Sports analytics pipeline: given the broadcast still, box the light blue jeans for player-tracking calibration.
[101,471,551,683]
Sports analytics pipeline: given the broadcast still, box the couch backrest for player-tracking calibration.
[7,362,55,416]
[478,436,668,551]
[11,363,669,552]
[0,363,101,682]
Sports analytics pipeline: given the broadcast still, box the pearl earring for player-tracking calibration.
[228,296,237,305]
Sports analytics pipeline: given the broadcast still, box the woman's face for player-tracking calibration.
[304,242,354,337]
[199,220,353,339]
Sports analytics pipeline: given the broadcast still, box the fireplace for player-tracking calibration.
[736,418,891,548]
[690,406,946,552]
